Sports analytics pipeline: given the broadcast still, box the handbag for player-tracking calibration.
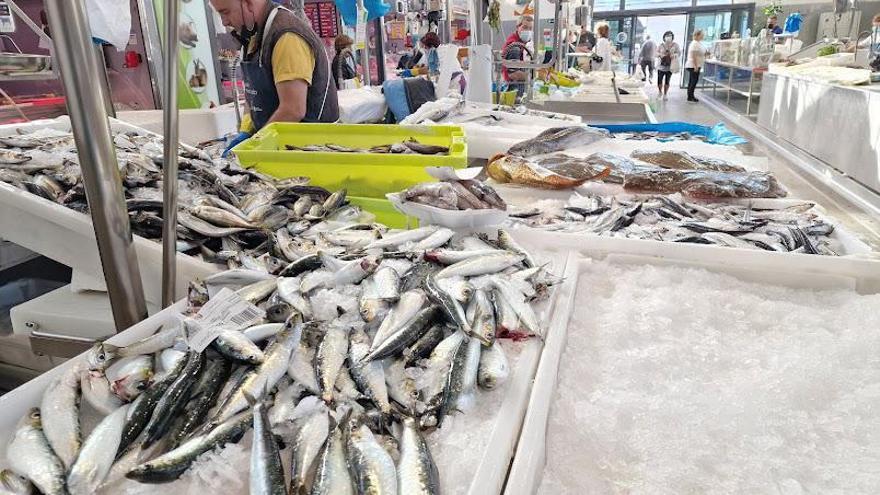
[660,54,672,66]
[670,56,681,74]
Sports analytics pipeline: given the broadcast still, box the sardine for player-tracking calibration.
[309,419,353,495]
[370,290,428,352]
[364,305,440,363]
[349,328,391,414]
[287,341,320,395]
[423,248,508,265]
[425,275,476,342]
[248,394,286,495]
[478,342,510,390]
[168,358,232,446]
[7,409,67,495]
[411,228,455,250]
[67,404,130,495]
[191,205,257,228]
[374,266,401,301]
[40,366,81,470]
[435,252,524,279]
[213,328,266,364]
[344,417,398,495]
[81,370,124,416]
[365,226,439,250]
[212,318,304,424]
[397,417,440,495]
[316,323,350,404]
[141,352,205,448]
[126,409,253,483]
[290,409,330,494]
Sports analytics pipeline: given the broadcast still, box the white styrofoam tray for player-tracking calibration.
[387,192,509,230]
[0,237,577,495]
[0,301,184,455]
[501,228,880,495]
[117,104,239,146]
[0,117,220,305]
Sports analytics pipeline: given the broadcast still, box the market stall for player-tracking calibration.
[4,0,880,493]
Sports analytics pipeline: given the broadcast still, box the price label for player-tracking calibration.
[184,288,265,351]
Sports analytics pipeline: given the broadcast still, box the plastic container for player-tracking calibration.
[349,196,417,229]
[492,90,518,106]
[387,192,508,229]
[233,123,468,198]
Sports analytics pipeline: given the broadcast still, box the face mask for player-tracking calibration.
[519,30,533,42]
[231,2,257,46]
[664,36,672,42]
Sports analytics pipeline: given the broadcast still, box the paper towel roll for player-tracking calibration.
[465,44,492,103]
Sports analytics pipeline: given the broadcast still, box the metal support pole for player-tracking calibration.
[374,17,386,83]
[44,0,148,331]
[94,45,117,118]
[161,0,180,307]
[356,0,370,86]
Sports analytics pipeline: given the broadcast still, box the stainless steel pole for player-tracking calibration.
[44,0,148,331]
[356,0,370,85]
[161,0,180,307]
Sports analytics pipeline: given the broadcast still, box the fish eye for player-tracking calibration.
[136,382,148,391]
[97,353,106,361]
[30,410,40,419]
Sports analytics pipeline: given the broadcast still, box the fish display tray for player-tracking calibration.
[232,123,468,199]
[348,196,417,229]
[501,229,880,495]
[0,235,578,495]
[0,117,220,306]
[387,192,509,230]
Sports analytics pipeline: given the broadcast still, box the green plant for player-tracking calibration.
[762,2,783,17]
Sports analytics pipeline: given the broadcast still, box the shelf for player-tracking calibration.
[0,71,56,82]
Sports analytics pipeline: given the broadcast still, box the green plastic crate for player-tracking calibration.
[233,123,467,199]
[349,197,417,229]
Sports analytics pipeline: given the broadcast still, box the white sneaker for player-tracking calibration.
[662,94,668,101]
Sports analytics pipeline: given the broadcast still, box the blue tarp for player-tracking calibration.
[589,122,748,146]
[334,0,390,27]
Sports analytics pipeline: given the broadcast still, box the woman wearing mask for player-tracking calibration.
[592,23,614,72]
[656,30,680,101]
[685,29,710,103]
[331,34,357,89]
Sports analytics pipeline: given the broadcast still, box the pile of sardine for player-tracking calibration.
[508,193,842,255]
[5,228,558,495]
[396,179,507,211]
[284,138,449,156]
[0,126,367,265]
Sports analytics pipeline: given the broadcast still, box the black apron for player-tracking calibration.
[240,6,331,131]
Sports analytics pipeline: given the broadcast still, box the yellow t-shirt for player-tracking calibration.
[240,33,316,133]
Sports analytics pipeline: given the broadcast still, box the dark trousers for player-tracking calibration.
[639,60,654,80]
[686,68,700,100]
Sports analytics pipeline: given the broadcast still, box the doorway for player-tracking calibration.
[634,14,688,87]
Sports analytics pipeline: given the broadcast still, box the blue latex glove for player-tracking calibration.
[401,69,413,77]
[222,132,251,157]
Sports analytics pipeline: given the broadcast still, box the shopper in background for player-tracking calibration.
[213,0,339,157]
[766,15,783,35]
[685,29,709,103]
[415,31,441,76]
[656,30,680,101]
[592,23,613,72]
[331,34,357,89]
[502,15,534,86]
[638,33,656,82]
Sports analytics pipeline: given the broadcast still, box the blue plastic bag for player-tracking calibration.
[335,0,390,27]
[784,13,803,34]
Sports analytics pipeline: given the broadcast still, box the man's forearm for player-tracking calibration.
[508,71,528,81]
[267,106,306,124]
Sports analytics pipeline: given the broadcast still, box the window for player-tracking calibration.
[593,0,622,12]
[623,0,692,8]
[696,0,733,5]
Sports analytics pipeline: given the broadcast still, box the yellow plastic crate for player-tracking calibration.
[233,123,467,199]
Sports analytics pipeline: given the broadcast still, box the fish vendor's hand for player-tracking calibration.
[222,131,251,157]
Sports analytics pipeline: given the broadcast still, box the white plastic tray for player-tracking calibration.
[502,229,880,495]
[0,233,578,495]
[0,301,185,455]
[387,192,509,230]
[0,117,220,305]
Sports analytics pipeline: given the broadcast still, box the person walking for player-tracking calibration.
[592,23,614,72]
[685,29,709,103]
[656,30,680,101]
[638,34,656,82]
